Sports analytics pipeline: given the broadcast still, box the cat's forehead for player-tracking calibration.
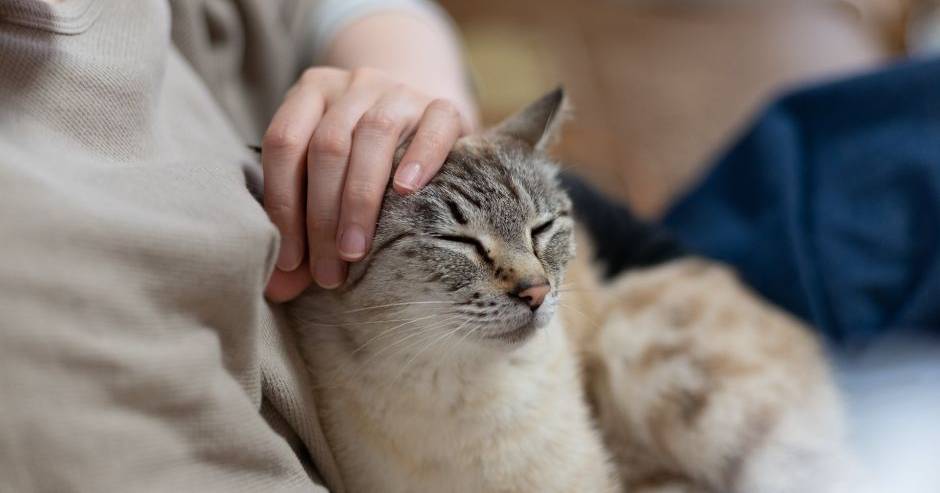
[379,139,569,245]
[417,142,563,229]
[440,142,560,206]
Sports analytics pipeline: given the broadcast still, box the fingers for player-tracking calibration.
[265,260,313,302]
[393,99,464,194]
[336,91,423,261]
[262,66,471,298]
[262,90,322,272]
[306,75,384,288]
[262,68,347,272]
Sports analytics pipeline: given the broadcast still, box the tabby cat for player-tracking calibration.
[289,90,857,493]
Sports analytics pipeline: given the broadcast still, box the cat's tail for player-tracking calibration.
[558,171,687,279]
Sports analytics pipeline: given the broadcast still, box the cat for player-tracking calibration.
[289,89,856,493]
[559,174,857,492]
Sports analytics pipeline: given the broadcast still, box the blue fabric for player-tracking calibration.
[663,58,940,348]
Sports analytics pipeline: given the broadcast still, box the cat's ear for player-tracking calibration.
[490,87,568,152]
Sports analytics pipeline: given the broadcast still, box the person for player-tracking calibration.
[0,0,476,491]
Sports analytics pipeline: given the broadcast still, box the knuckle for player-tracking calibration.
[345,181,383,208]
[264,200,295,225]
[346,181,385,202]
[429,98,460,119]
[264,197,294,224]
[306,211,338,236]
[299,66,341,85]
[311,127,351,158]
[389,82,410,97]
[358,108,400,134]
[351,66,383,84]
[299,67,319,84]
[262,127,307,153]
[416,129,448,150]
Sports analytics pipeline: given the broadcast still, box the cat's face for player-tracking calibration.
[338,89,574,346]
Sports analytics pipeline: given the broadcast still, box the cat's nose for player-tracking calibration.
[512,278,550,310]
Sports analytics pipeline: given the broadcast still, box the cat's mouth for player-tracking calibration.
[481,297,556,344]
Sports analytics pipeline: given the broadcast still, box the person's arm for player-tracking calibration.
[262,7,478,302]
[324,12,478,128]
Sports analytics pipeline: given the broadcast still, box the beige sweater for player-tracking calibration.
[0,1,440,491]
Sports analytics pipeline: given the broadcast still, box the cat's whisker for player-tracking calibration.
[389,318,466,364]
[319,322,454,391]
[370,324,466,392]
[349,313,442,356]
[358,315,464,369]
[304,315,440,327]
[318,314,464,390]
[393,318,470,385]
[434,319,481,372]
[558,301,604,334]
[341,300,459,314]
[558,301,591,318]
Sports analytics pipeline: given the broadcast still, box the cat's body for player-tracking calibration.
[563,251,854,492]
[289,90,855,493]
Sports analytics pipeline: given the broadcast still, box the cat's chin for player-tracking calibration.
[485,321,539,345]
[484,314,553,345]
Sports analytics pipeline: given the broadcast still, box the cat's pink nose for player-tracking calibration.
[514,279,550,310]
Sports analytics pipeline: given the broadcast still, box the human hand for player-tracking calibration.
[262,67,473,302]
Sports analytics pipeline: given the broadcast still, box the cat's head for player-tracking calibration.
[305,89,573,347]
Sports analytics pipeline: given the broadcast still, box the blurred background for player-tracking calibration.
[438,0,924,216]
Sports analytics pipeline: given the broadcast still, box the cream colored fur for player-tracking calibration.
[563,231,862,493]
[296,295,618,493]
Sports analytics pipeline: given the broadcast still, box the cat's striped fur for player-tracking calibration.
[289,90,857,493]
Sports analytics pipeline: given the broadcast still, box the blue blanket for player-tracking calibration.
[663,58,940,348]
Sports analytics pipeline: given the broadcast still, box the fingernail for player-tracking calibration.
[395,162,422,192]
[338,225,367,260]
[276,241,302,271]
[314,258,345,289]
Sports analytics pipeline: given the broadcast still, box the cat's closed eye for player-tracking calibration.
[531,219,555,238]
[435,234,491,262]
[531,210,571,241]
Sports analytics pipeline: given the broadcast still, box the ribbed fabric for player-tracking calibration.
[0,0,457,490]
[0,0,102,33]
